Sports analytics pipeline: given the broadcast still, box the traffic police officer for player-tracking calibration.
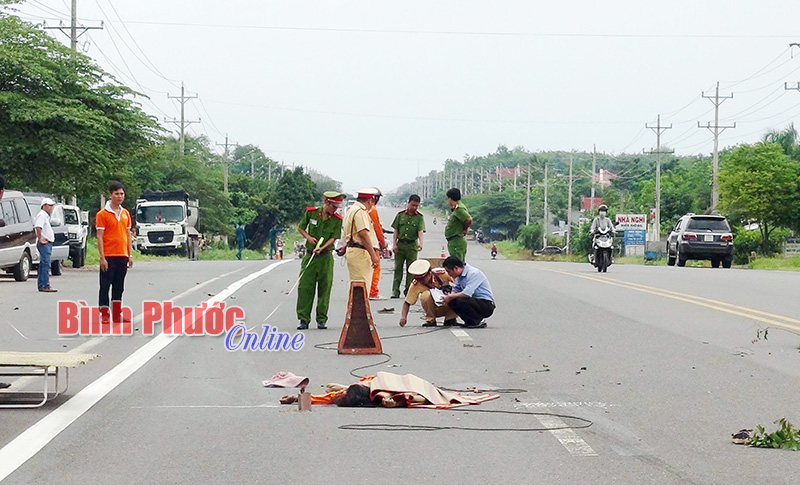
[339,188,380,286]
[390,194,425,298]
[296,191,346,330]
[445,188,472,262]
[398,259,458,327]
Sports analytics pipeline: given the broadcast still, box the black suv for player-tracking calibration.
[667,214,733,268]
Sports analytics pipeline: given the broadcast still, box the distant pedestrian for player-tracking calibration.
[442,256,495,328]
[96,181,134,324]
[269,226,283,259]
[235,223,246,260]
[34,198,57,292]
[445,188,472,262]
[390,194,425,298]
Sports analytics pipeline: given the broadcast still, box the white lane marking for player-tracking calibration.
[450,328,474,347]
[129,404,282,409]
[0,261,290,482]
[5,268,244,392]
[522,401,615,409]
[516,401,598,457]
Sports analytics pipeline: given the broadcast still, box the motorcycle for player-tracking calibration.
[294,241,306,259]
[589,226,614,273]
[433,218,437,225]
[491,244,497,259]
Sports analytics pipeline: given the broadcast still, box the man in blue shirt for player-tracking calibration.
[441,256,495,328]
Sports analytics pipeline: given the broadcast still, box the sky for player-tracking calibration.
[12,1,800,194]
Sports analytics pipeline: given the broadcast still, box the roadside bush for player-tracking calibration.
[732,226,790,264]
[570,223,593,256]
[517,223,543,251]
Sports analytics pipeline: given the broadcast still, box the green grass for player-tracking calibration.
[199,248,266,261]
[493,240,531,260]
[85,237,184,265]
[747,256,800,271]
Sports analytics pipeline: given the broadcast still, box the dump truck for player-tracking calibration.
[134,190,200,259]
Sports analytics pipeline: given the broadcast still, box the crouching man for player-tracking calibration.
[441,256,495,328]
[398,259,458,328]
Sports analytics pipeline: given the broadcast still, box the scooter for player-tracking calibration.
[491,244,497,259]
[589,227,614,273]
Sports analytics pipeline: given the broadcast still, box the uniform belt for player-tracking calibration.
[398,238,416,243]
[445,235,463,241]
[347,241,366,249]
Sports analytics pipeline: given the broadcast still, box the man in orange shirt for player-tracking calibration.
[96,181,134,323]
[368,188,387,300]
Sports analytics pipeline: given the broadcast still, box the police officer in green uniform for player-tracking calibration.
[296,191,346,330]
[445,188,472,262]
[390,194,425,298]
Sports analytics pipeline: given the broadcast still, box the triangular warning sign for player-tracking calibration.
[338,281,382,355]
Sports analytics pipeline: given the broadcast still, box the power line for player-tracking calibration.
[101,0,180,88]
[62,20,800,39]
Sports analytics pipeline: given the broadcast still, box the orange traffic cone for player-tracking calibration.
[441,245,446,258]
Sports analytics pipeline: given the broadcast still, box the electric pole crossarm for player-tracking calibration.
[698,82,736,211]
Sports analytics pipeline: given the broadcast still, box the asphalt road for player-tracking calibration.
[1,206,799,484]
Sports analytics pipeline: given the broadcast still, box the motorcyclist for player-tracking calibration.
[590,204,615,235]
[491,243,497,259]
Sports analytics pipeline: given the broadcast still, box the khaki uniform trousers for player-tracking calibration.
[419,290,457,323]
[345,247,373,287]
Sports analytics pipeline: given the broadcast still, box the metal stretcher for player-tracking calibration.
[0,351,99,408]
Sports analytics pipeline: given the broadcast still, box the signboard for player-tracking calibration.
[624,230,646,246]
[615,214,647,230]
[786,238,800,258]
[624,229,646,257]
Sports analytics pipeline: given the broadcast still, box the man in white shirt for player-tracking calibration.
[34,198,57,292]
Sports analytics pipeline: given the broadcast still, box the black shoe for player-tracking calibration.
[390,294,400,299]
[463,321,487,329]
[443,319,459,327]
[0,382,10,389]
[317,323,327,329]
[421,321,437,327]
[297,321,309,330]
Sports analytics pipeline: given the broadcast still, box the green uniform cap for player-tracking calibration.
[323,191,347,200]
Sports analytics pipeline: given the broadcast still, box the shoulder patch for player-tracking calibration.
[306,206,318,212]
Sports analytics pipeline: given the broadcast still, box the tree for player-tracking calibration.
[463,192,527,240]
[0,15,160,199]
[719,142,800,254]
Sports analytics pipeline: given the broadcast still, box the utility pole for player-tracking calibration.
[525,163,531,225]
[699,82,735,211]
[498,166,502,192]
[44,0,103,50]
[590,144,597,210]
[513,164,518,192]
[543,162,549,248]
[166,82,200,154]
[480,167,484,193]
[567,153,573,254]
[217,134,237,193]
[646,114,674,242]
